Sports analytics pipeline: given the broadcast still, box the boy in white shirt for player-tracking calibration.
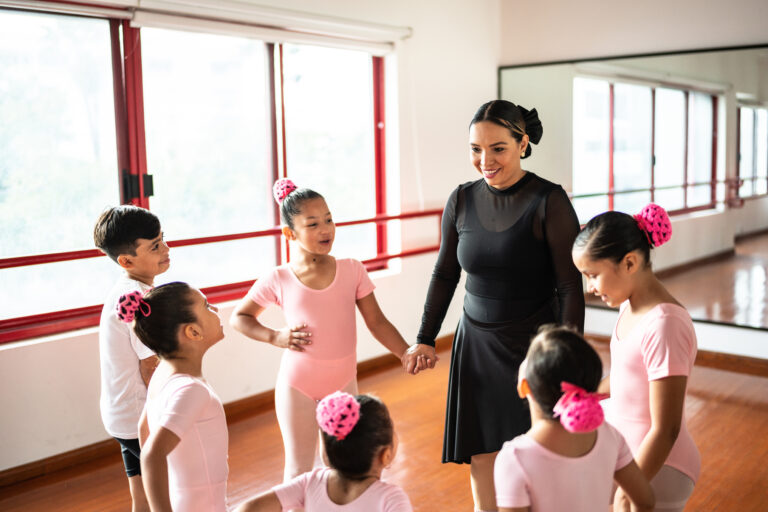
[94,205,170,512]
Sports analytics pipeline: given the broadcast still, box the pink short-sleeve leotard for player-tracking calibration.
[494,422,634,510]
[609,302,701,482]
[145,373,229,512]
[247,258,375,400]
[273,467,413,512]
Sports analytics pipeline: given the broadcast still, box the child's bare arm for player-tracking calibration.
[614,459,655,512]
[356,292,409,358]
[233,491,283,512]
[230,297,311,351]
[141,427,180,512]
[139,355,159,387]
[138,408,149,448]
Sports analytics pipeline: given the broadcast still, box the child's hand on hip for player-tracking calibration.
[273,324,312,351]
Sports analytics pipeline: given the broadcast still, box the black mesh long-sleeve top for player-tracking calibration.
[416,173,584,346]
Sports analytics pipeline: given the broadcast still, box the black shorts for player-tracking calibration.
[114,437,142,477]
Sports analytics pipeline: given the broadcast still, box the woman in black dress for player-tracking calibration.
[406,100,584,510]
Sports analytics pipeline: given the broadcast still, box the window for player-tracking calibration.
[572,77,717,223]
[0,7,398,343]
[738,106,768,198]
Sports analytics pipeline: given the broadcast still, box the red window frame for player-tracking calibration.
[736,106,768,200]
[0,8,442,344]
[572,79,720,216]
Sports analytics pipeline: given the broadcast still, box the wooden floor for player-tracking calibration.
[587,232,768,330]
[2,341,768,511]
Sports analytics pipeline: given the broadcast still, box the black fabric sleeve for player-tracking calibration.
[416,188,463,346]
[544,187,585,332]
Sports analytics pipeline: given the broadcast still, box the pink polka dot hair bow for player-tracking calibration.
[553,382,608,433]
[633,203,672,248]
[316,391,361,440]
[273,178,297,204]
[116,290,151,323]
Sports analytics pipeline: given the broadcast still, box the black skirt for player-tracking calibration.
[442,302,556,464]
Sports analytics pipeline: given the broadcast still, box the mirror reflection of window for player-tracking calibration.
[572,77,610,222]
[654,88,687,211]
[614,83,652,214]
[687,92,714,207]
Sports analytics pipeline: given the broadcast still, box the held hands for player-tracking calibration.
[402,344,438,375]
[272,324,312,352]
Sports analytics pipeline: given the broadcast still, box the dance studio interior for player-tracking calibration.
[1,0,767,510]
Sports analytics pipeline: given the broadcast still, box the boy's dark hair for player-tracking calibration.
[573,210,653,266]
[94,205,161,262]
[280,188,324,230]
[524,325,603,418]
[321,394,393,480]
[133,282,196,358]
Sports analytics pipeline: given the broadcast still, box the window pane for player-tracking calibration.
[0,10,118,258]
[756,110,767,193]
[573,78,610,197]
[654,88,686,192]
[614,190,651,214]
[688,184,713,206]
[573,195,609,224]
[0,258,117,320]
[614,84,652,192]
[282,44,376,261]
[141,29,274,239]
[655,188,684,211]
[739,107,755,197]
[162,238,277,288]
[688,93,713,187]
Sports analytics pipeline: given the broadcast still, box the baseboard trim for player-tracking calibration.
[0,335,455,488]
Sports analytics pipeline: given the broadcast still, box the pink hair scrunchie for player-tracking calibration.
[316,391,361,440]
[633,203,672,248]
[273,178,298,204]
[552,382,608,433]
[116,290,151,323]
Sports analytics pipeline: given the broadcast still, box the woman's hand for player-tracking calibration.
[402,344,438,375]
[271,324,312,351]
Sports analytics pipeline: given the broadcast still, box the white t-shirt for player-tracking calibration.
[274,467,413,512]
[494,422,634,511]
[98,273,155,438]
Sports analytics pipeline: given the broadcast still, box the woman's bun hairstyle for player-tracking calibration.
[471,99,543,159]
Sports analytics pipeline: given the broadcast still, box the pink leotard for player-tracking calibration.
[494,422,634,510]
[247,258,375,400]
[273,467,413,511]
[609,302,701,482]
[145,374,229,512]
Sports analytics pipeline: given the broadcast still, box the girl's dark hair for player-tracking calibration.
[134,282,197,358]
[321,394,393,480]
[524,325,603,418]
[280,188,324,229]
[573,211,652,265]
[470,99,543,159]
[94,205,161,262]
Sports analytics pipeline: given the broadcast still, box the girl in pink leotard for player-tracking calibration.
[572,204,701,512]
[122,282,228,512]
[231,179,423,484]
[234,392,413,512]
[494,326,654,512]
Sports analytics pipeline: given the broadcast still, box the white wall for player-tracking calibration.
[0,0,498,472]
[501,0,768,66]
